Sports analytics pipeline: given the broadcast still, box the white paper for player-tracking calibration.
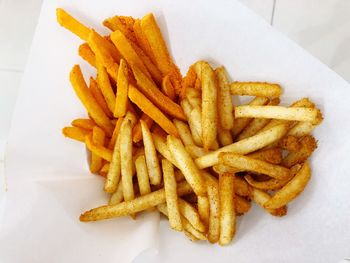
[2,0,350,262]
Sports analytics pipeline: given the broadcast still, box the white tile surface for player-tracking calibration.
[273,0,350,82]
[0,0,43,70]
[239,0,274,23]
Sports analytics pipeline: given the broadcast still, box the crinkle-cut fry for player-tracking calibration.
[70,65,113,136]
[230,82,282,97]
[195,123,289,169]
[278,135,301,152]
[219,153,290,180]
[152,133,179,168]
[157,204,206,241]
[133,19,155,64]
[90,126,105,173]
[99,163,110,177]
[108,117,124,150]
[104,133,121,194]
[216,67,234,130]
[185,144,208,159]
[217,124,233,146]
[237,98,280,140]
[264,162,311,209]
[232,97,269,138]
[162,74,175,100]
[251,188,287,217]
[245,174,291,191]
[141,120,162,185]
[140,13,182,94]
[103,16,137,43]
[128,85,179,137]
[131,66,186,121]
[109,182,124,205]
[88,30,119,82]
[247,147,283,164]
[180,66,197,99]
[79,43,96,68]
[235,105,319,123]
[111,30,152,80]
[178,199,205,232]
[80,181,193,221]
[85,133,112,161]
[135,155,151,196]
[56,8,90,41]
[282,135,317,168]
[162,159,183,231]
[62,126,90,142]
[96,58,116,113]
[133,114,153,143]
[89,77,113,118]
[114,59,129,118]
[235,195,251,215]
[201,62,218,150]
[197,196,210,229]
[287,121,318,138]
[167,135,206,196]
[72,118,96,131]
[207,183,220,243]
[219,173,236,246]
[174,120,195,146]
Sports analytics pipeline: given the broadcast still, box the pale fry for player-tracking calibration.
[152,133,179,168]
[162,159,183,231]
[96,58,116,113]
[109,182,124,205]
[108,117,124,150]
[141,120,162,185]
[114,59,129,118]
[230,82,282,97]
[201,62,218,150]
[104,135,121,194]
[216,67,234,130]
[185,144,208,158]
[178,199,205,232]
[288,121,317,138]
[217,124,233,146]
[173,120,195,146]
[62,126,90,142]
[235,105,319,123]
[219,173,236,246]
[195,123,288,169]
[167,135,206,196]
[219,152,290,180]
[207,183,220,243]
[132,114,154,143]
[181,99,203,146]
[70,65,113,136]
[90,126,105,173]
[197,196,210,229]
[264,162,311,209]
[251,188,287,217]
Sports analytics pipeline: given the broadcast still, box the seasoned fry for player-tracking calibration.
[109,182,124,205]
[128,85,179,137]
[152,133,178,168]
[70,65,113,136]
[178,199,205,232]
[167,135,206,196]
[90,126,105,173]
[181,99,203,146]
[79,43,96,68]
[104,133,121,194]
[220,152,290,180]
[197,196,210,229]
[132,114,153,143]
[133,19,155,63]
[288,121,317,138]
[217,124,233,146]
[162,159,183,231]
[195,123,288,169]
[89,77,113,118]
[264,162,311,209]
[219,173,236,245]
[278,135,301,152]
[185,144,208,158]
[56,8,90,40]
[62,126,90,142]
[114,59,129,118]
[235,195,251,215]
[85,133,112,161]
[141,120,162,185]
[230,82,282,97]
[80,181,193,221]
[247,148,283,164]
[282,135,317,168]
[108,117,124,150]
[103,16,136,42]
[251,188,287,216]
[235,105,319,123]
[131,66,186,120]
[245,174,291,191]
[207,183,220,243]
[96,58,116,113]
[212,164,240,175]
[201,62,218,150]
[180,66,197,99]
[162,74,175,100]
[216,67,234,130]
[173,120,195,146]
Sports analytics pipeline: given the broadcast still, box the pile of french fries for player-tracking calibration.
[58,8,323,245]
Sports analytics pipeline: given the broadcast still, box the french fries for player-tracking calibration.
[60,9,323,247]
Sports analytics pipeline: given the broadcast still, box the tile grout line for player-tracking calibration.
[270,0,277,26]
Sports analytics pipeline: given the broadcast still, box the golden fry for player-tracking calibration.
[90,126,105,173]
[62,126,90,142]
[104,134,121,194]
[162,74,175,100]
[109,182,124,205]
[85,134,112,161]
[174,120,195,146]
[114,59,129,118]
[230,82,282,97]
[89,77,113,118]
[178,199,205,232]
[96,58,115,113]
[207,183,220,243]
[251,188,287,217]
[135,155,151,195]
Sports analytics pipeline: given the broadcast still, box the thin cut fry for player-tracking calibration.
[104,134,121,194]
[216,67,234,130]
[70,65,113,136]
[90,126,105,173]
[174,120,195,146]
[217,124,233,146]
[62,126,90,142]
[114,59,129,118]
[128,85,179,137]
[251,188,287,216]
[207,183,220,243]
[135,155,151,196]
[178,199,205,232]
[79,43,96,68]
[230,82,282,97]
[197,196,210,229]
[85,134,112,161]
[181,99,202,146]
[109,182,124,205]
[152,133,179,168]
[56,8,90,40]
[201,62,218,150]
[167,135,206,196]
[185,144,208,159]
[247,148,283,164]
[108,117,124,150]
[133,19,155,63]
[245,174,291,191]
[195,123,288,169]
[103,16,136,42]
[264,162,311,209]
[96,58,115,113]
[162,159,183,231]
[219,152,290,180]
[89,77,113,118]
[219,173,236,246]
[141,120,162,185]
[162,74,176,100]
[133,114,153,143]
